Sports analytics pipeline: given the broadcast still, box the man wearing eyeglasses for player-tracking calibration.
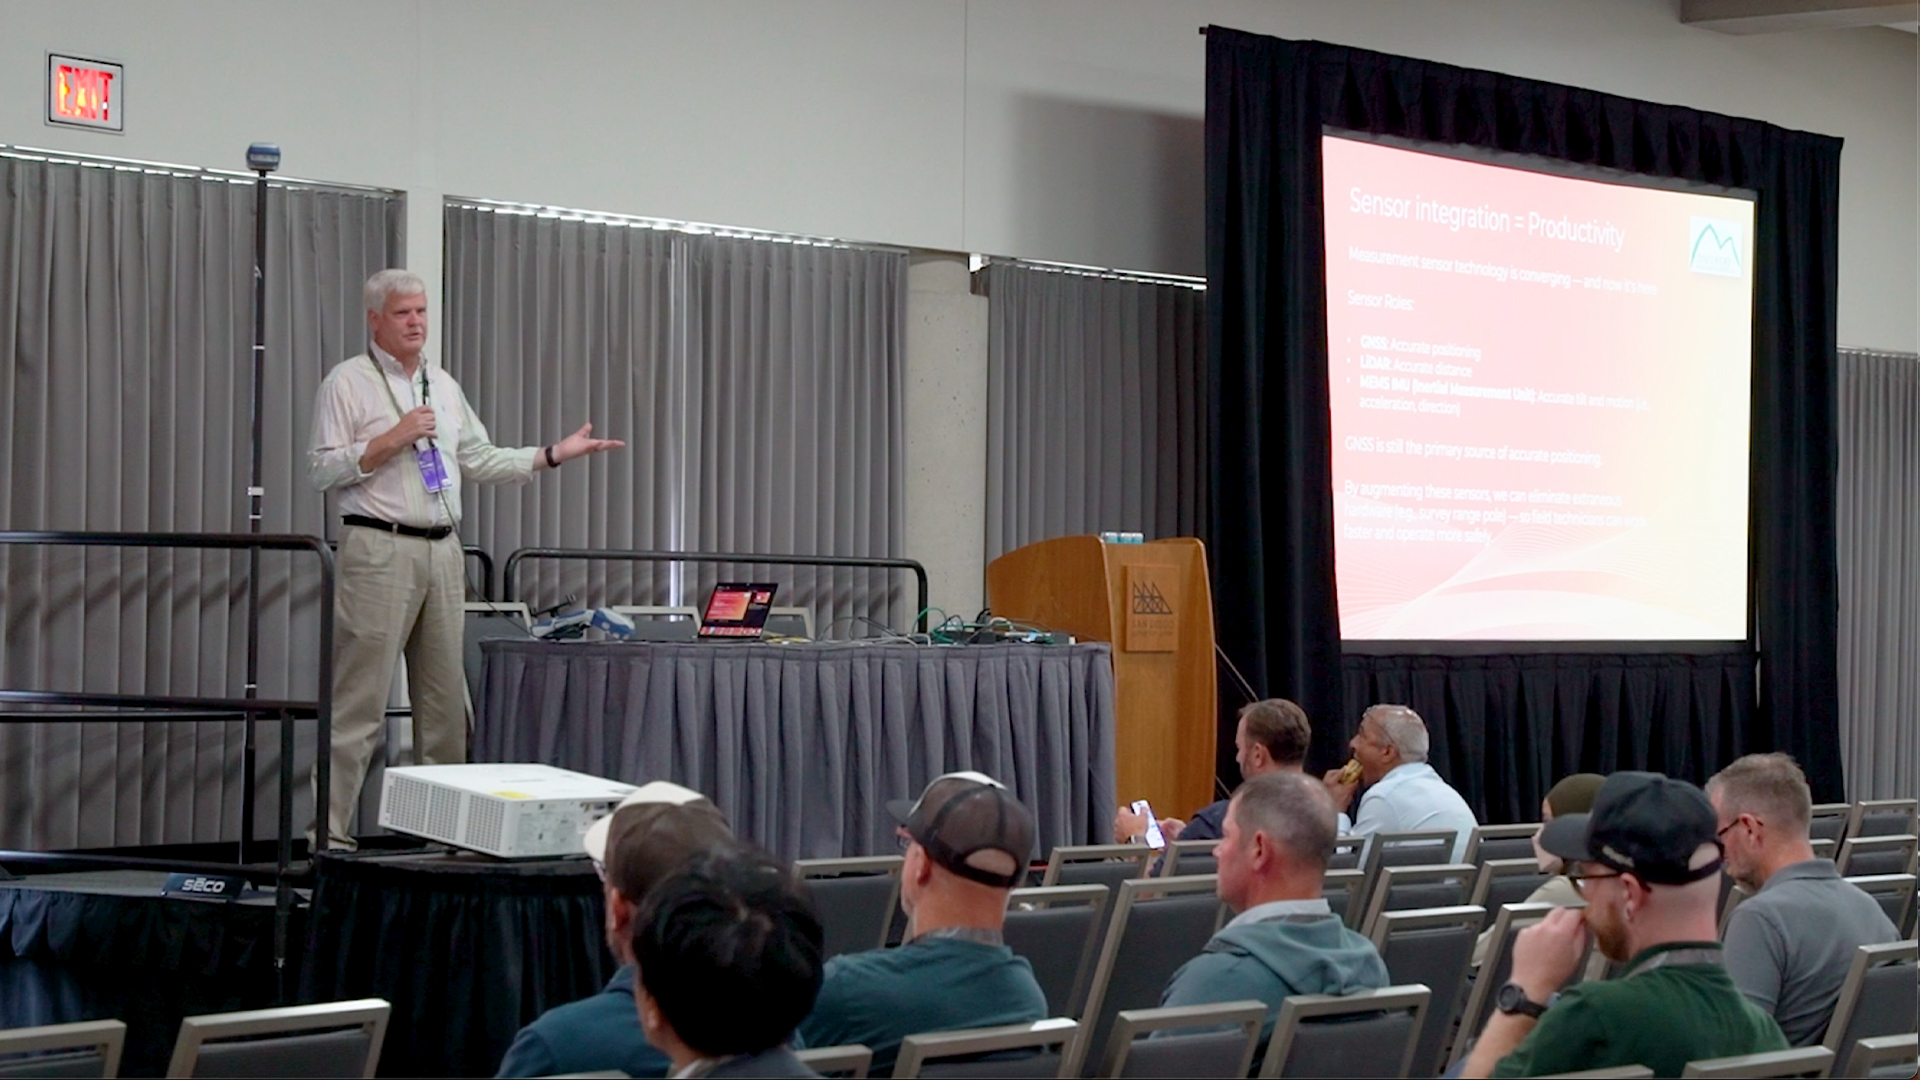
[1459,771,1787,1079]
[1708,753,1898,1046]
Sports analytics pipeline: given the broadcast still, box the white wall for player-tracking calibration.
[5,0,1913,594]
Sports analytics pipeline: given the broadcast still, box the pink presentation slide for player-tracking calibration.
[1323,135,1754,641]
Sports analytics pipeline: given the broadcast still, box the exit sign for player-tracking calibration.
[47,54,123,133]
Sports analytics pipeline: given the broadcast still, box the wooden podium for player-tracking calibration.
[985,536,1216,821]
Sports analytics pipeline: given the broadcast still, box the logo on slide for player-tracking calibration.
[1688,217,1742,277]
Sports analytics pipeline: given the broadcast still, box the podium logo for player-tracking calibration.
[1688,217,1742,277]
[1132,581,1174,615]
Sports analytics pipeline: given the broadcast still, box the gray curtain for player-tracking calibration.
[1836,348,1919,802]
[444,201,908,635]
[0,149,403,848]
[978,260,1206,561]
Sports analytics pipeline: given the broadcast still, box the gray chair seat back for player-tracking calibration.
[1323,869,1364,928]
[1079,878,1226,1076]
[1114,1031,1247,1079]
[1258,986,1431,1079]
[1005,886,1109,1018]
[1837,836,1918,878]
[1054,860,1152,893]
[1842,874,1915,935]
[1824,942,1919,1077]
[920,1052,1062,1078]
[798,858,903,960]
[1469,859,1556,931]
[1370,907,1484,1079]
[1678,1046,1834,1078]
[1099,1001,1265,1079]
[1162,840,1219,878]
[1808,804,1851,846]
[0,1051,110,1080]
[1848,800,1919,839]
[187,1029,374,1079]
[0,1020,125,1080]
[1359,865,1474,937]
[1465,824,1541,867]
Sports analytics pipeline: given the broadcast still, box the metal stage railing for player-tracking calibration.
[0,529,336,997]
[501,547,932,633]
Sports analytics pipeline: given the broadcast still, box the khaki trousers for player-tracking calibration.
[311,526,468,849]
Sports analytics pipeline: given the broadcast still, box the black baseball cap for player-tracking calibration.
[887,771,1036,889]
[1539,771,1724,885]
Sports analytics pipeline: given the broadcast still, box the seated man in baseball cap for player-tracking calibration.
[795,771,1049,1073]
[496,781,735,1079]
[1460,771,1788,1079]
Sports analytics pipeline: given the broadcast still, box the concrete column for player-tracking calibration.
[903,252,990,623]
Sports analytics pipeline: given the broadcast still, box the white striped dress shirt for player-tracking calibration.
[308,344,536,528]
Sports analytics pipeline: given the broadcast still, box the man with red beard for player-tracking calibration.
[1460,772,1787,1079]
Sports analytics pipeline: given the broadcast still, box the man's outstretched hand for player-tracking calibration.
[547,422,625,466]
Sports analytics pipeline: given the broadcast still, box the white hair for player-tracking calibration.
[1367,704,1430,763]
[364,269,426,314]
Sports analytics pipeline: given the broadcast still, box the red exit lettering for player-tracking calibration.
[55,65,115,123]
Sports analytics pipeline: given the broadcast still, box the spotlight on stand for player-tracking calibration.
[246,142,281,173]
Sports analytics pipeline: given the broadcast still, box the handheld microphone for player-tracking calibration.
[419,365,437,447]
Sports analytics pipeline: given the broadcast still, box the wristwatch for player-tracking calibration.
[1495,982,1549,1019]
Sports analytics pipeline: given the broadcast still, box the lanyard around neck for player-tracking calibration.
[367,353,429,424]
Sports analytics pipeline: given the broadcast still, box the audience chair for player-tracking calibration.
[1323,868,1365,929]
[1077,875,1227,1077]
[1809,803,1853,847]
[1004,885,1111,1018]
[1095,1000,1266,1079]
[1040,845,1154,891]
[1357,830,1462,915]
[0,1020,126,1080]
[1836,834,1919,878]
[1811,837,1839,861]
[1822,941,1919,1078]
[1843,874,1916,937]
[792,1044,873,1078]
[164,999,389,1079]
[1162,839,1218,877]
[1847,800,1919,840]
[1328,834,1373,873]
[1357,863,1476,938]
[1369,905,1484,1079]
[892,1018,1081,1079]
[1842,1033,1918,1079]
[1256,984,1431,1079]
[796,855,903,960]
[1534,1068,1656,1078]
[1679,1046,1835,1078]
[1450,903,1589,1069]
[1469,858,1556,932]
[1464,823,1540,867]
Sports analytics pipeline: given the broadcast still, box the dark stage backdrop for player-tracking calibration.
[1203,28,1842,813]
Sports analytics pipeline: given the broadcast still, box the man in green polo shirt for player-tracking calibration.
[1460,771,1787,1079]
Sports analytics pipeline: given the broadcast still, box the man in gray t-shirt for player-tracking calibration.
[1708,755,1900,1046]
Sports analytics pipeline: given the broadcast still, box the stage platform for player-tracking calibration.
[1,840,609,1078]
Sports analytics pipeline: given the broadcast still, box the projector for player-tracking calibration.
[378,764,636,858]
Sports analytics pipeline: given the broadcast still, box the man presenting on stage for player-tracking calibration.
[306,269,623,849]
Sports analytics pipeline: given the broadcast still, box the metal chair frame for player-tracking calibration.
[1097,1000,1266,1079]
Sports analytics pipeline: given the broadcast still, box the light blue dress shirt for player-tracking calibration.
[1339,761,1479,862]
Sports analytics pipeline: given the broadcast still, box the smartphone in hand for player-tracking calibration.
[1131,799,1166,849]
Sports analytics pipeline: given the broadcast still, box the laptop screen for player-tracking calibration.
[699,583,778,638]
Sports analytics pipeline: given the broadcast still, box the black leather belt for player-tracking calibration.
[343,514,453,541]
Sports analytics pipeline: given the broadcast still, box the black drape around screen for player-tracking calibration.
[1204,28,1843,811]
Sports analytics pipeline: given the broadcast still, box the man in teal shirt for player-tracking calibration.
[796,771,1048,1073]
[1159,771,1388,1049]
[1461,772,1787,1078]
[496,782,733,1079]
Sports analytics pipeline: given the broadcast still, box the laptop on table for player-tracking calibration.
[698,583,778,639]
